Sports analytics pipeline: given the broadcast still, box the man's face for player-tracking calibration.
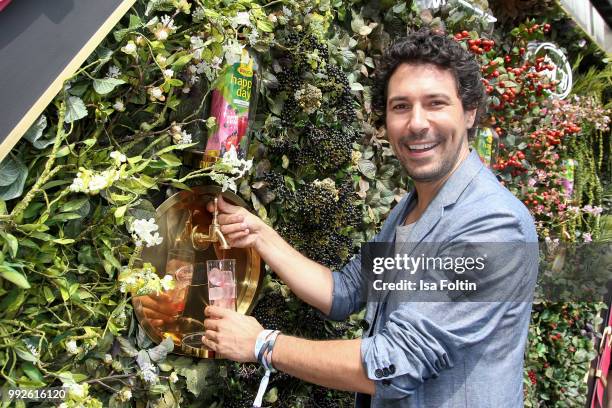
[385,63,476,183]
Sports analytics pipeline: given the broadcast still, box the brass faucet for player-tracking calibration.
[191,196,230,250]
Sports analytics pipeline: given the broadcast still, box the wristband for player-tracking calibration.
[253,330,281,407]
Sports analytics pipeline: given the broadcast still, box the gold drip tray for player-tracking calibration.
[132,185,263,358]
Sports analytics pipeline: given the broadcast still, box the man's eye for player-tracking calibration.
[392,104,409,110]
[431,100,446,106]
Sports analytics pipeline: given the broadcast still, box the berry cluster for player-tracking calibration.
[251,290,292,331]
[453,31,495,54]
[296,124,358,172]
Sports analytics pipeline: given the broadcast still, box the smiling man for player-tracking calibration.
[202,28,538,407]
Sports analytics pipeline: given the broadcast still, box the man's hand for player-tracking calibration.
[136,293,178,328]
[202,306,264,362]
[207,196,268,249]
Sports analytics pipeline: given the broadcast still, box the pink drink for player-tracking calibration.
[206,260,236,311]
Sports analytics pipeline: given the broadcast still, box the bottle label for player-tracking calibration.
[204,50,254,164]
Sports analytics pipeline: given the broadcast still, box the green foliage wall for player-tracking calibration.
[0,0,609,407]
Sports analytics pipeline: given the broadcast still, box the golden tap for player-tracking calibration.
[191,196,231,250]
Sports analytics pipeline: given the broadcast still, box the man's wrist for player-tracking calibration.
[253,222,278,255]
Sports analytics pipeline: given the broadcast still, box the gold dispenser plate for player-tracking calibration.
[132,186,263,358]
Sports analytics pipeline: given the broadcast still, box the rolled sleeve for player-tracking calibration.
[323,252,366,321]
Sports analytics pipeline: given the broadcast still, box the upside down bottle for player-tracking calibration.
[202,48,260,167]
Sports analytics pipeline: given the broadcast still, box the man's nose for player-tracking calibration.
[407,105,429,136]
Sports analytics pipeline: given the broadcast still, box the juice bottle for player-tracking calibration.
[202,48,259,167]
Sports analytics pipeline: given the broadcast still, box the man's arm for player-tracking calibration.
[212,196,334,314]
[202,306,375,394]
[272,336,375,394]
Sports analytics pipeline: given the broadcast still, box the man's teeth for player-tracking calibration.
[408,142,438,151]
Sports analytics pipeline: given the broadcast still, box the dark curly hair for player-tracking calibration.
[372,28,486,138]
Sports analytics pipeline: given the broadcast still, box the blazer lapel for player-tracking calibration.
[377,150,485,305]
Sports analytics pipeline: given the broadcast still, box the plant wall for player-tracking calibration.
[0,0,609,407]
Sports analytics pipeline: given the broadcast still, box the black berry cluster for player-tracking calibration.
[251,291,293,331]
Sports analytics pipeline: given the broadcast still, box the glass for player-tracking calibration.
[206,259,237,311]
[159,248,194,337]
[180,259,237,357]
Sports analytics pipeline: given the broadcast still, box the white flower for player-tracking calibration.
[106,65,121,79]
[160,15,177,30]
[193,6,206,22]
[163,69,174,78]
[88,174,108,194]
[231,11,251,27]
[68,383,86,399]
[282,6,293,17]
[140,362,158,383]
[223,40,244,65]
[121,41,137,55]
[190,36,205,59]
[103,354,113,364]
[583,205,603,216]
[169,371,179,383]
[148,86,165,102]
[113,99,125,112]
[211,56,222,70]
[187,64,198,74]
[248,30,260,46]
[151,88,162,98]
[182,87,191,94]
[131,218,164,248]
[69,176,86,193]
[161,275,174,291]
[26,344,39,358]
[157,55,167,65]
[110,150,127,164]
[179,131,192,144]
[118,387,132,402]
[66,340,79,355]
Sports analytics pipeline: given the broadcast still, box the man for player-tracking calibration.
[202,28,538,407]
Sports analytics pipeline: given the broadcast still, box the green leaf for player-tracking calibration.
[350,82,364,91]
[22,362,44,383]
[264,387,278,403]
[148,337,174,362]
[14,346,37,363]
[51,213,82,222]
[53,238,75,245]
[65,96,88,123]
[358,159,377,179]
[23,115,54,149]
[114,205,128,219]
[0,155,28,200]
[159,153,182,167]
[0,264,30,289]
[392,2,406,13]
[350,11,366,34]
[60,198,89,212]
[93,78,126,95]
[175,361,214,396]
[117,337,138,357]
[256,18,274,32]
[0,232,18,258]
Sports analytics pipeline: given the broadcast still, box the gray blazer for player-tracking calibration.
[327,150,539,407]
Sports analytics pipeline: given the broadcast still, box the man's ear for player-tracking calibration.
[464,108,477,130]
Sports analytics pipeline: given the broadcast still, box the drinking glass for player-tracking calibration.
[206,259,237,311]
[159,248,194,336]
[181,259,237,356]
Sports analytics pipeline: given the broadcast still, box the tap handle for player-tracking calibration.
[212,196,219,224]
